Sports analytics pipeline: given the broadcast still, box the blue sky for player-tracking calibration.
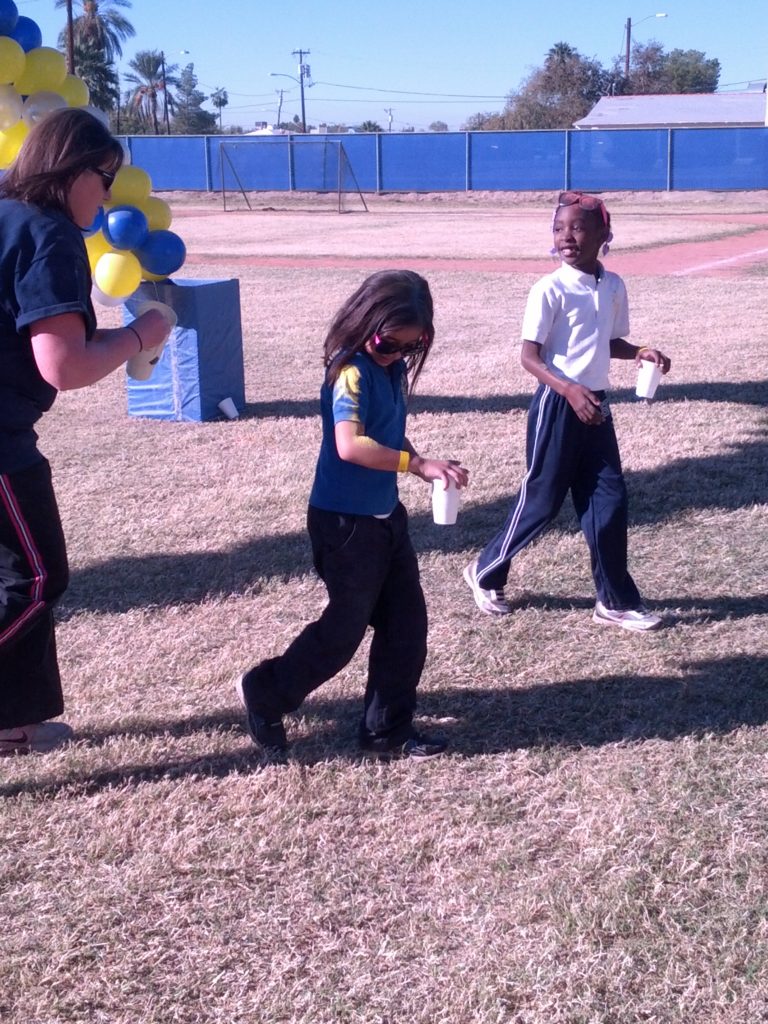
[17,0,768,131]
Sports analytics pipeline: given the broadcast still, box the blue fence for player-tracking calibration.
[122,127,768,194]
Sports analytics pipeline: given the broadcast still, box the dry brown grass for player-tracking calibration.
[2,193,767,1024]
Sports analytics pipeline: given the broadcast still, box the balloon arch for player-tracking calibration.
[0,0,187,305]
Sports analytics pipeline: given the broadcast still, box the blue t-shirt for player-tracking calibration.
[309,352,407,516]
[0,198,96,473]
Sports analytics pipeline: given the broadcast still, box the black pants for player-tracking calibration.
[242,502,428,742]
[0,459,70,728]
[477,385,641,610]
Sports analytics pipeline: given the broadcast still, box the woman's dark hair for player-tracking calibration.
[323,269,435,395]
[0,107,123,217]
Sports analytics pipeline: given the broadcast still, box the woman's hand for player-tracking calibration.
[131,308,175,351]
[408,456,469,489]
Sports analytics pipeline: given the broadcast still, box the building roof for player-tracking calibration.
[574,90,767,129]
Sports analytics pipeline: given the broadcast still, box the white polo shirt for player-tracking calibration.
[521,261,629,391]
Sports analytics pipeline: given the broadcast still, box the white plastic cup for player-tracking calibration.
[432,479,460,525]
[125,301,177,381]
[126,340,167,381]
[218,397,239,420]
[635,359,662,400]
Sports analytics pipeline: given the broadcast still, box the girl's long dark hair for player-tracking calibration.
[323,270,435,395]
[0,107,123,218]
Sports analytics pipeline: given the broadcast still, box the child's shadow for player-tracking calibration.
[2,653,764,798]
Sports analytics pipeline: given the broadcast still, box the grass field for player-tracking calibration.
[2,192,767,1024]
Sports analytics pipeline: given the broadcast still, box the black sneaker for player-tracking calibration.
[360,730,447,761]
[234,673,288,753]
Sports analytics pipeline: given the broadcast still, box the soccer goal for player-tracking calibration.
[219,137,368,213]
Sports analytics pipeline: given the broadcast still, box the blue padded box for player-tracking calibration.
[124,278,245,421]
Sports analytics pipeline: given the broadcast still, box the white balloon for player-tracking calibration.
[82,104,110,128]
[21,90,67,128]
[0,83,22,132]
[91,283,125,308]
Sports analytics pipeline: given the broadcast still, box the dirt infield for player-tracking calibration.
[169,190,768,279]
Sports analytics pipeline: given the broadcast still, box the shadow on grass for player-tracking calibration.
[62,427,767,616]
[241,379,768,421]
[2,653,766,799]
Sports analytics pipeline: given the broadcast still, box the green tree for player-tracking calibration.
[55,0,135,63]
[660,48,720,93]
[503,42,610,129]
[358,120,383,133]
[124,49,179,135]
[172,64,217,134]
[72,40,119,111]
[614,42,720,95]
[210,87,228,132]
[429,120,449,132]
[459,111,509,131]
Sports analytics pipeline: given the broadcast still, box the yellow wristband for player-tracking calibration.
[397,450,410,473]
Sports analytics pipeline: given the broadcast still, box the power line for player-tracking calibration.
[314,79,507,99]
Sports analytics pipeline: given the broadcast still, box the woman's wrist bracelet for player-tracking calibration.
[397,450,411,473]
[126,324,143,352]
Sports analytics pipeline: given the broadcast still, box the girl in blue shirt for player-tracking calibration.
[236,270,468,759]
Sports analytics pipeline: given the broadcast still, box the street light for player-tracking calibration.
[625,13,667,79]
[270,58,311,132]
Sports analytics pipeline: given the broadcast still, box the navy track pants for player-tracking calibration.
[476,385,642,610]
[1,459,69,728]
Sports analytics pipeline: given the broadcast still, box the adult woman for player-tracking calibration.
[0,108,169,754]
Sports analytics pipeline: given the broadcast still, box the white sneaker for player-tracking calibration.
[593,600,662,632]
[463,559,511,615]
[0,721,74,756]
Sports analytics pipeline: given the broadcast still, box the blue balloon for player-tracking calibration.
[0,0,19,36]
[10,15,42,52]
[103,204,149,251]
[82,207,105,238]
[136,230,186,277]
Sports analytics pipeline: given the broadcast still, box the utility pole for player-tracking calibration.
[161,50,171,134]
[276,89,284,128]
[292,48,310,132]
[624,17,632,80]
[384,107,393,132]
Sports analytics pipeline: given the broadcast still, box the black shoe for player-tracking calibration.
[360,729,447,761]
[234,673,288,753]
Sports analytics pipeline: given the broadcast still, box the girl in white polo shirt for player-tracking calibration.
[464,192,671,631]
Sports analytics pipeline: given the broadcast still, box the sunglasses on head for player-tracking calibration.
[372,332,429,357]
[557,191,608,226]
[91,167,117,190]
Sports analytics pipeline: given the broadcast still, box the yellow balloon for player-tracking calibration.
[110,165,152,205]
[0,37,26,87]
[137,195,172,231]
[84,231,116,272]
[0,119,28,169]
[93,251,142,299]
[59,74,90,108]
[13,48,67,97]
[141,269,169,282]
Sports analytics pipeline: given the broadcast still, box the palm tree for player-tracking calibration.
[211,87,228,132]
[55,0,135,64]
[124,49,179,135]
[546,42,579,65]
[73,41,119,111]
